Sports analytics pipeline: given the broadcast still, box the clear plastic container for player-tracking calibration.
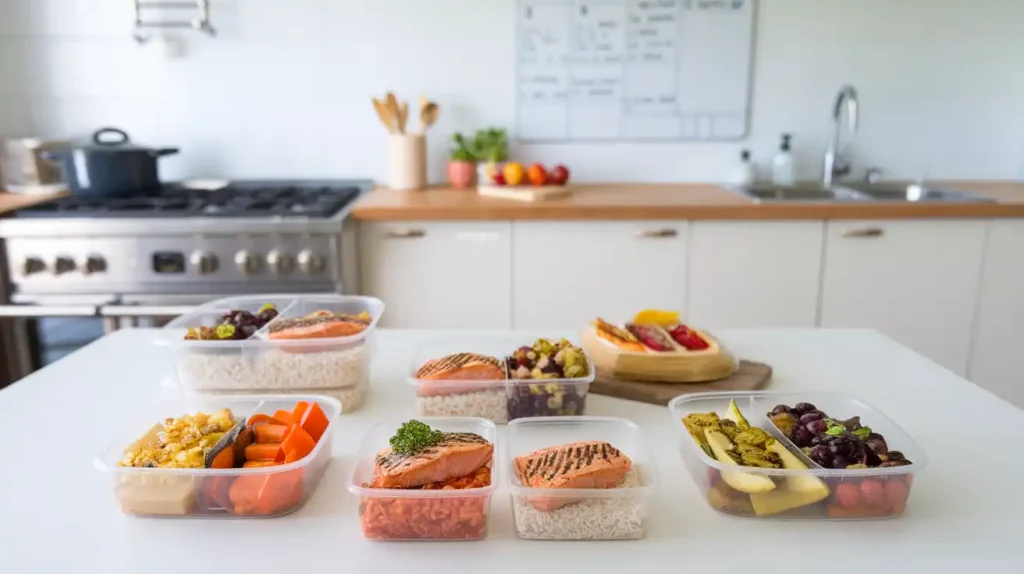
[669,391,927,520]
[159,295,383,412]
[348,417,497,541]
[408,336,595,423]
[505,416,658,540]
[95,394,340,518]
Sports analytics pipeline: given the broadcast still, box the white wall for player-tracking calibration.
[0,0,1022,184]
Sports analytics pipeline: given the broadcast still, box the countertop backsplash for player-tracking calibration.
[0,0,1021,183]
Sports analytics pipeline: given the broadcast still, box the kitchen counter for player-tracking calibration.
[2,328,1022,572]
[351,182,1024,221]
[0,190,67,216]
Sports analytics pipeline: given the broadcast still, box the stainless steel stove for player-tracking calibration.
[0,179,369,384]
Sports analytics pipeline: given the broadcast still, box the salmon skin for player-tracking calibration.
[415,353,506,397]
[515,441,632,511]
[267,313,370,340]
[371,432,493,489]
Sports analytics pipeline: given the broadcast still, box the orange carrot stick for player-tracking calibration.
[253,424,289,444]
[280,425,317,463]
[272,410,296,425]
[299,402,330,442]
[242,461,281,468]
[290,401,309,423]
[245,442,282,462]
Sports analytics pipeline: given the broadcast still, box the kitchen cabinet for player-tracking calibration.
[511,221,687,329]
[820,220,987,376]
[359,222,512,328]
[969,220,1024,406]
[687,221,824,328]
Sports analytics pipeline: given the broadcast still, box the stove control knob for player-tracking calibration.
[20,257,46,276]
[52,256,76,275]
[234,250,263,275]
[266,250,296,275]
[297,249,326,275]
[190,251,219,275]
[79,255,106,276]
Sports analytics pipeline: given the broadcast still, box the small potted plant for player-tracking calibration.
[447,132,476,189]
[471,128,508,186]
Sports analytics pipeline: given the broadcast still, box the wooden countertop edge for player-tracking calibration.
[351,182,1024,221]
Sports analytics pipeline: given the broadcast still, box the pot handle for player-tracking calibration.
[151,147,180,158]
[92,127,130,145]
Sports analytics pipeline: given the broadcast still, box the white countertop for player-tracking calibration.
[1,328,1022,572]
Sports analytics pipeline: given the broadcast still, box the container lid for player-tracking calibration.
[74,127,159,153]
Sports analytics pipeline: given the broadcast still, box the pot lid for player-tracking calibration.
[74,127,157,152]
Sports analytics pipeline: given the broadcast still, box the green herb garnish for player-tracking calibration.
[389,420,444,455]
[258,303,276,314]
[825,419,847,437]
[215,324,236,339]
[852,426,872,440]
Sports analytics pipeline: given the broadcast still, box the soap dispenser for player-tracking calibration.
[727,149,756,186]
[771,133,796,186]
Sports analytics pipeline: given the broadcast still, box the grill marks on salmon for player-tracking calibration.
[267,314,370,340]
[414,352,507,397]
[514,441,632,511]
[370,432,493,489]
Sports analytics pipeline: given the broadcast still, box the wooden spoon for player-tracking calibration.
[419,102,439,134]
[385,92,401,134]
[397,101,410,135]
[372,97,394,133]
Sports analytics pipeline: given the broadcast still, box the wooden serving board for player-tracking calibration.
[589,360,772,406]
[477,184,571,202]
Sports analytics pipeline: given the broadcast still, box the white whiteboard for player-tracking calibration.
[516,0,756,142]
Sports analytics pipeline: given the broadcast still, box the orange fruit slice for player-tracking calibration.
[632,309,680,327]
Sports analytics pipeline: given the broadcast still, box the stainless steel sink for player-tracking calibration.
[836,182,994,203]
[729,184,865,203]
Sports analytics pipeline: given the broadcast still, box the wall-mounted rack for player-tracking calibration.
[132,0,215,43]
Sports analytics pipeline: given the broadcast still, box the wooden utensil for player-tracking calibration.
[397,101,409,135]
[589,360,772,406]
[372,97,395,133]
[419,102,439,134]
[385,92,402,134]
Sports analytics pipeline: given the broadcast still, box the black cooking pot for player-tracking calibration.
[44,128,179,198]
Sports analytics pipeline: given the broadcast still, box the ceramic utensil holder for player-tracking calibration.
[388,134,427,191]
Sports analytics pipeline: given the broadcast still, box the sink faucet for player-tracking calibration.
[822,85,859,188]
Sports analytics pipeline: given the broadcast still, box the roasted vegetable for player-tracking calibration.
[204,419,246,469]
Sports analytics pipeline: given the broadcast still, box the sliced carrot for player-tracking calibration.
[245,442,282,462]
[299,402,330,442]
[253,423,289,444]
[280,425,317,463]
[229,475,265,515]
[254,469,304,515]
[272,410,296,425]
[243,461,281,468]
[208,446,235,469]
[247,413,273,427]
[290,401,309,422]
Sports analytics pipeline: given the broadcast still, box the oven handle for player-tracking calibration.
[99,305,197,318]
[0,305,99,318]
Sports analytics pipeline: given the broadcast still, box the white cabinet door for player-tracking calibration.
[969,220,1024,407]
[820,220,987,376]
[360,221,512,328]
[512,221,687,329]
[687,221,824,328]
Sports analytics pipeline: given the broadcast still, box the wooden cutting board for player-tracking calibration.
[589,360,772,406]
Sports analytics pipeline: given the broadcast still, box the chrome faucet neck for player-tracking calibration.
[824,85,860,187]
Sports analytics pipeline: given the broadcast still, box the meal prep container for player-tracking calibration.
[506,416,658,540]
[348,417,497,541]
[408,336,595,424]
[159,295,384,413]
[669,391,927,520]
[95,394,339,518]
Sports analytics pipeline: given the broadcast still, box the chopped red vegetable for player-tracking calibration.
[280,425,316,463]
[298,402,330,442]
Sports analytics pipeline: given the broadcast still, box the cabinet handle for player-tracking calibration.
[634,228,678,238]
[841,227,884,238]
[384,229,426,239]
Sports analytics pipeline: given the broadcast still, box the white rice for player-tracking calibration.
[416,389,508,423]
[192,381,367,413]
[175,345,368,392]
[512,469,647,540]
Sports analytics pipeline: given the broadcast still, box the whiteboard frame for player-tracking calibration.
[513,0,758,144]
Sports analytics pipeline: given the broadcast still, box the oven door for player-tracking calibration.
[0,294,115,382]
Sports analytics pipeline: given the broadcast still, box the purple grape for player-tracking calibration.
[806,419,829,435]
[798,412,824,425]
[794,402,817,413]
[831,455,852,469]
[770,405,790,416]
[793,426,814,446]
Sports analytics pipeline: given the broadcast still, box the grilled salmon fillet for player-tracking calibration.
[267,314,370,340]
[415,353,506,397]
[371,432,493,489]
[515,441,632,511]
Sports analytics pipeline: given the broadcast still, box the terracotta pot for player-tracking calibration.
[447,161,476,189]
